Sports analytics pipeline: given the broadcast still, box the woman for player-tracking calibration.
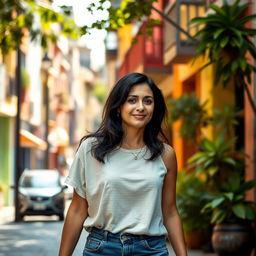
[59,73,187,256]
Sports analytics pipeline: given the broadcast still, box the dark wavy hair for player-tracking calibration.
[80,72,168,163]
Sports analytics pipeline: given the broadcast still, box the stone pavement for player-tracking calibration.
[0,206,217,256]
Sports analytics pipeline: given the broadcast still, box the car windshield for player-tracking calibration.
[20,172,60,188]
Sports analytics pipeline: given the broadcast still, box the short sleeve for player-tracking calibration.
[65,144,87,199]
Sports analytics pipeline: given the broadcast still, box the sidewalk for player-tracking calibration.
[0,206,14,224]
[0,206,216,256]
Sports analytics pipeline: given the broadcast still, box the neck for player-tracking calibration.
[121,128,145,149]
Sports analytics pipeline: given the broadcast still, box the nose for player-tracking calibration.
[136,100,145,112]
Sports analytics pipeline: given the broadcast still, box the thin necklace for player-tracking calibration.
[131,147,144,160]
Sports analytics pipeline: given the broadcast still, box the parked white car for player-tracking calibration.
[18,169,66,220]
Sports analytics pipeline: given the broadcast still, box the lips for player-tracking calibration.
[133,114,146,120]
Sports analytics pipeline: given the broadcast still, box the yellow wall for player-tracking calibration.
[172,56,235,170]
[118,24,133,65]
[146,72,173,98]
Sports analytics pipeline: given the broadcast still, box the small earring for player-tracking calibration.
[117,112,120,118]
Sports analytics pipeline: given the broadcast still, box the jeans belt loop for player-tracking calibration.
[139,235,145,241]
[103,230,108,241]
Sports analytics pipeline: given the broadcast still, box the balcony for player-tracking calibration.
[163,0,206,64]
[119,22,172,78]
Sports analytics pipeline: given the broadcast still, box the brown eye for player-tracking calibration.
[144,99,153,105]
[127,98,136,104]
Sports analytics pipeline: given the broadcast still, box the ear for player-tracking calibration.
[117,108,121,118]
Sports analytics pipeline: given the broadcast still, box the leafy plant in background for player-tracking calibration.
[167,93,208,141]
[167,91,242,144]
[0,0,79,55]
[190,0,256,114]
[210,105,243,138]
[202,173,256,224]
[187,135,245,191]
[176,171,211,232]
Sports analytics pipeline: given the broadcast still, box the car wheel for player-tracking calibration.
[59,213,64,221]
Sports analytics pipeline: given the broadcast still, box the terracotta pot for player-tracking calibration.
[185,230,205,249]
[212,222,255,256]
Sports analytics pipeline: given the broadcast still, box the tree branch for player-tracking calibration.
[151,5,196,42]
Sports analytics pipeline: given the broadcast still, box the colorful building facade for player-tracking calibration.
[106,0,255,200]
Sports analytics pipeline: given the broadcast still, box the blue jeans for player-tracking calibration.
[83,227,169,256]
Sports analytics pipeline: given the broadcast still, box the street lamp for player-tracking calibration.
[41,52,52,169]
[14,48,22,222]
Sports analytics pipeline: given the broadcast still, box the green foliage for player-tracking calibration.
[81,0,160,38]
[92,82,107,104]
[187,135,244,188]
[202,173,256,224]
[167,93,208,140]
[176,171,211,231]
[167,92,242,143]
[211,105,243,136]
[0,0,79,55]
[190,0,256,113]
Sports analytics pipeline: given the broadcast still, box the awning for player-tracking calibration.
[20,129,47,151]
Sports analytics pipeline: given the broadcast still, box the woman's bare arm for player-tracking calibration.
[162,145,187,256]
[59,190,88,256]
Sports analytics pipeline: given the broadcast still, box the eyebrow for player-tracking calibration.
[128,95,153,98]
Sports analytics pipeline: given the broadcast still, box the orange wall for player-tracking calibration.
[172,57,235,171]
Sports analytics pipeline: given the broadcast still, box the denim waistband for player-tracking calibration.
[88,227,164,243]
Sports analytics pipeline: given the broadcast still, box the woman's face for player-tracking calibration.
[119,83,154,130]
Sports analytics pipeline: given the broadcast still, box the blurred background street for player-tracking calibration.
[0,203,216,256]
[0,0,256,255]
[0,202,87,256]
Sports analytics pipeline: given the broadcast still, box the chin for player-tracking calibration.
[132,121,150,129]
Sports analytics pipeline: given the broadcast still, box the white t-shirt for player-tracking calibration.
[65,137,168,236]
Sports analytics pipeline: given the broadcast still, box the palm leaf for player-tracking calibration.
[222,157,236,166]
[213,28,225,39]
[208,166,218,176]
[190,17,208,24]
[238,179,256,194]
[220,36,229,48]
[187,152,207,163]
[237,14,256,27]
[231,3,249,20]
[209,4,227,17]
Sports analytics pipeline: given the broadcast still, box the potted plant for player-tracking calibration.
[176,171,211,249]
[188,134,256,255]
[202,173,256,256]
